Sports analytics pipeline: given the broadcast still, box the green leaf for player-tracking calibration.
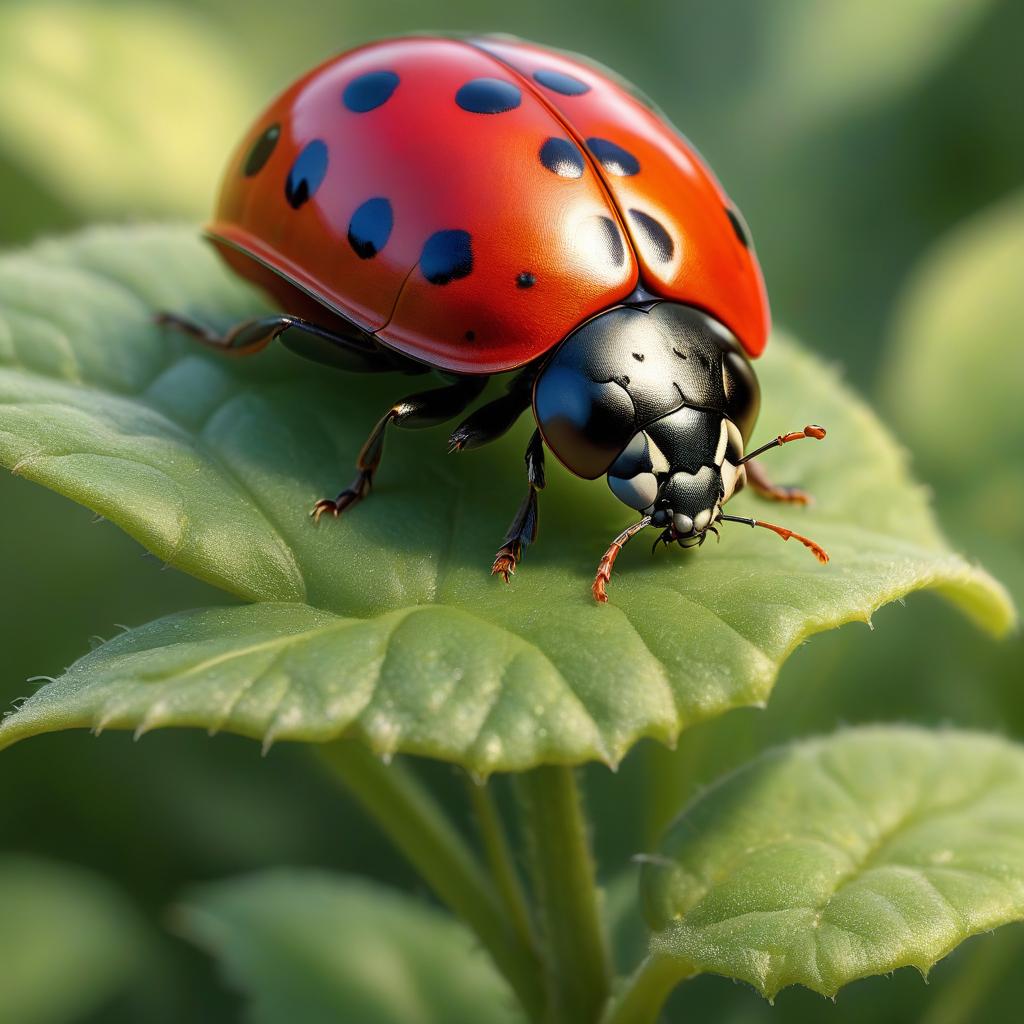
[0,225,1012,772]
[0,2,254,220]
[0,856,142,1024]
[640,726,1024,1001]
[885,190,1024,483]
[884,189,1024,598]
[177,870,523,1024]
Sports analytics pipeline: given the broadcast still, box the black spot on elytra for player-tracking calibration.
[579,215,626,270]
[343,70,399,112]
[586,137,640,176]
[629,209,674,263]
[729,205,753,247]
[244,123,280,177]
[726,206,751,247]
[421,230,473,285]
[285,140,328,209]
[533,68,590,96]
[464,330,476,341]
[672,347,688,360]
[347,197,393,259]
[516,271,536,289]
[539,137,584,178]
[456,78,521,114]
[632,352,644,362]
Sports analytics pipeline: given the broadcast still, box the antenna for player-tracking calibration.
[720,514,829,563]
[737,424,826,466]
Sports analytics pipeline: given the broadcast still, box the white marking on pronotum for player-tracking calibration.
[714,418,729,464]
[720,459,740,502]
[646,434,670,474]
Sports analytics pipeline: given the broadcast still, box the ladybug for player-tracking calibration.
[159,35,829,602]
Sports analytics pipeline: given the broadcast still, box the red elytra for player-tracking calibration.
[206,35,770,375]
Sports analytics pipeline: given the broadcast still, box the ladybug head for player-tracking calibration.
[650,468,725,548]
[605,418,746,549]
[592,415,830,602]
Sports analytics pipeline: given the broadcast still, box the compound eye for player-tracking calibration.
[607,471,658,510]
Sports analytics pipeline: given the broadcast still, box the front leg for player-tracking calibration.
[492,430,545,582]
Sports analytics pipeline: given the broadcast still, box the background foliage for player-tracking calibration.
[0,1,1021,1021]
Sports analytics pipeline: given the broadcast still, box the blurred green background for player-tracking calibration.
[1,1,1021,1021]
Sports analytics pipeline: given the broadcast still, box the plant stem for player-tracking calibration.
[601,955,682,1024]
[318,741,545,1020]
[466,776,537,955]
[517,765,611,1024]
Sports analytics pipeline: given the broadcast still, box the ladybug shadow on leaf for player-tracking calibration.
[198,357,633,606]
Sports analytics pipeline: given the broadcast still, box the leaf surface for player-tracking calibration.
[641,726,1024,999]
[0,226,1012,771]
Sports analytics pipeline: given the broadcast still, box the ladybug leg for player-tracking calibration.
[311,375,489,523]
[447,366,536,452]
[491,430,545,583]
[744,459,813,506]
[156,312,302,354]
[156,311,401,370]
[592,516,654,603]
